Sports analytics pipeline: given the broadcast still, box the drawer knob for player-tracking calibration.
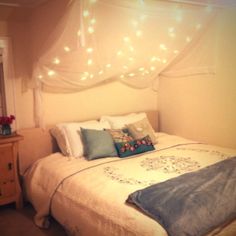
[8,162,13,170]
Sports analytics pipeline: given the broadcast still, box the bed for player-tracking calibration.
[18,111,236,236]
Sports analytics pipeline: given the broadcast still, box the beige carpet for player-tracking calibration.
[0,203,67,236]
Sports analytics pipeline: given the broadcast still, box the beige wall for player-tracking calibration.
[158,8,236,149]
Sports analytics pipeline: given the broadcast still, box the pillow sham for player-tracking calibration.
[50,126,71,156]
[80,128,118,160]
[63,120,111,157]
[51,120,111,157]
[106,129,134,143]
[126,117,157,144]
[100,112,147,129]
[115,136,155,158]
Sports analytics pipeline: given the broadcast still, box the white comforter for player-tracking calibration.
[24,133,236,236]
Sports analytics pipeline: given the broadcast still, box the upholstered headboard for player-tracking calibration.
[18,110,158,175]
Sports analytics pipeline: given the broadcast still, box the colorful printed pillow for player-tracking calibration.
[80,128,118,160]
[106,129,134,143]
[115,136,155,158]
[126,117,157,144]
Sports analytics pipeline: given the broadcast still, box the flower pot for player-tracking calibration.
[1,124,12,135]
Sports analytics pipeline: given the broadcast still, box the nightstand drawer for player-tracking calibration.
[0,180,16,198]
[0,143,15,180]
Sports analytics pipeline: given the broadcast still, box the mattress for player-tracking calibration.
[23,133,236,236]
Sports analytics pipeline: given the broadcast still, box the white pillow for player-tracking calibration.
[100,112,147,129]
[62,120,111,158]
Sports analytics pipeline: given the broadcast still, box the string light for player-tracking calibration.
[86,48,94,53]
[88,26,94,34]
[53,58,60,64]
[90,18,96,25]
[136,30,142,37]
[48,70,55,76]
[106,64,111,68]
[64,46,71,52]
[83,10,90,17]
[87,59,93,65]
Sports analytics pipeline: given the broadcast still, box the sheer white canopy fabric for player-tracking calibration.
[33,0,217,93]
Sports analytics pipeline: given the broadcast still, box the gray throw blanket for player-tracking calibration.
[127,157,236,236]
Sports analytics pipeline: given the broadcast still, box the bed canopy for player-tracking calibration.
[33,0,219,92]
[32,0,220,126]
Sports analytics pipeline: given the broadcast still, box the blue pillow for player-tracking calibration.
[80,128,118,160]
[115,136,155,158]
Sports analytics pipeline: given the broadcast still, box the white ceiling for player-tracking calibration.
[0,0,235,8]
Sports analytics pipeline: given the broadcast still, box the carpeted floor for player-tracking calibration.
[0,203,67,236]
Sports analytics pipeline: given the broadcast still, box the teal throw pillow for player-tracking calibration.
[115,136,155,158]
[80,128,118,160]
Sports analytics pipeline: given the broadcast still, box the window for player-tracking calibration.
[0,58,7,116]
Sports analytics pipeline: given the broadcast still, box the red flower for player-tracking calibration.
[0,115,15,125]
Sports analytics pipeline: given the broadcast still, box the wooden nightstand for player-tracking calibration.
[0,134,23,209]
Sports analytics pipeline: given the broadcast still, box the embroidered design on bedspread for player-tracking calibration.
[176,147,231,160]
[104,166,156,186]
[140,156,201,174]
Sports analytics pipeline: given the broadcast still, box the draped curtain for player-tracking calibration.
[33,0,217,92]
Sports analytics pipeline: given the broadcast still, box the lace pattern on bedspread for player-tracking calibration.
[104,166,156,186]
[175,147,232,160]
[140,156,201,174]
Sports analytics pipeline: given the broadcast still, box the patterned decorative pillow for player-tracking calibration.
[126,117,157,144]
[107,129,134,143]
[115,136,155,158]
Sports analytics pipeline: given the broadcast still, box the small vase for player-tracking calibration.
[1,124,12,135]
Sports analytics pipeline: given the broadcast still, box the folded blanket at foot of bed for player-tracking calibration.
[127,157,236,236]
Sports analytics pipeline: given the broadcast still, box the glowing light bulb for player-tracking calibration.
[98,70,104,75]
[117,50,123,56]
[81,76,87,81]
[120,74,124,78]
[160,44,167,50]
[88,26,94,34]
[83,10,90,18]
[129,57,134,62]
[77,30,81,36]
[186,36,191,43]
[48,70,55,76]
[38,75,43,79]
[106,64,111,68]
[123,65,128,70]
[136,30,142,37]
[150,66,156,71]
[168,27,175,33]
[174,50,179,54]
[86,48,93,53]
[87,59,93,65]
[90,18,96,25]
[64,46,71,52]
[162,59,167,64]
[129,46,134,52]
[139,67,145,71]
[129,73,135,77]
[123,36,130,42]
[90,74,94,78]
[151,56,157,62]
[53,58,60,64]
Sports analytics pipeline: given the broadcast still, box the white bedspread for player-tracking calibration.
[24,133,236,236]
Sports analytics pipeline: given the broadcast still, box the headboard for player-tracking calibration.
[18,110,158,175]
